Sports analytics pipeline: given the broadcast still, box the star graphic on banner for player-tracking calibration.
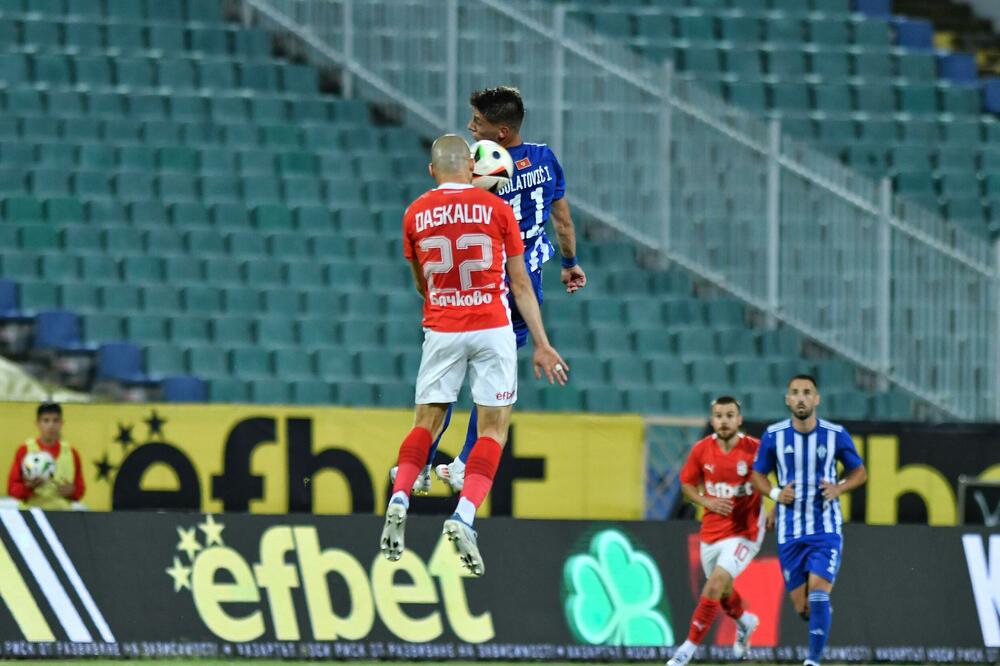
[165,556,191,592]
[176,526,202,561]
[145,410,167,439]
[114,423,134,450]
[93,454,115,482]
[197,514,225,547]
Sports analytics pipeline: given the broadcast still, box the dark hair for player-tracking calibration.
[37,402,62,418]
[470,86,525,130]
[787,374,818,389]
[711,396,742,412]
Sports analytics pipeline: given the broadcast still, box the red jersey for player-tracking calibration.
[679,434,762,543]
[403,184,524,333]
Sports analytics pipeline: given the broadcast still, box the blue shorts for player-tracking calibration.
[507,268,543,349]
[777,533,843,591]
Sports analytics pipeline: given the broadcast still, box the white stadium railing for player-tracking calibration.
[238,0,1000,421]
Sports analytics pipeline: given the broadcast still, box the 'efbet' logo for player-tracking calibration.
[562,529,674,646]
[705,481,754,498]
[165,515,494,643]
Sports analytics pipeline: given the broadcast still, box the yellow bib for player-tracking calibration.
[22,439,76,510]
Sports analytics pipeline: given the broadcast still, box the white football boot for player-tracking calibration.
[434,459,466,492]
[379,499,407,561]
[733,611,759,659]
[388,465,432,495]
[666,646,694,666]
[442,513,484,576]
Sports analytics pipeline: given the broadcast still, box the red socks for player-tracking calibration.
[722,588,745,620]
[687,596,721,644]
[459,437,502,507]
[392,427,434,496]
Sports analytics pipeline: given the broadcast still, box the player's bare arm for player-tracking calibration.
[820,463,867,500]
[408,258,427,298]
[506,255,568,385]
[681,482,734,516]
[765,504,777,530]
[751,470,795,504]
[550,197,587,294]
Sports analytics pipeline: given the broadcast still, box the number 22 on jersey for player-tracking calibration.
[419,233,494,290]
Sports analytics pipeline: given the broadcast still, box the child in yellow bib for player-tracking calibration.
[7,403,84,510]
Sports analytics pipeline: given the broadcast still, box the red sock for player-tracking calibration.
[458,437,502,507]
[391,427,434,496]
[722,589,745,620]
[687,596,721,644]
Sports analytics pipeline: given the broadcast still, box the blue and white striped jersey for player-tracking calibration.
[752,418,863,545]
[495,142,565,274]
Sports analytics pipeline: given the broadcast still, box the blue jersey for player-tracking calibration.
[752,418,863,546]
[495,142,565,274]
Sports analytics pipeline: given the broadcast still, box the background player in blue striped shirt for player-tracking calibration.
[392,86,587,493]
[750,374,867,666]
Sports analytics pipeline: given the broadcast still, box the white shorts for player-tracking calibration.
[414,326,517,407]
[700,534,763,579]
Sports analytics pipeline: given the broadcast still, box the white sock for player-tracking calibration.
[421,464,431,476]
[451,459,466,471]
[456,497,476,525]
[390,491,409,509]
[676,640,697,657]
[738,612,755,629]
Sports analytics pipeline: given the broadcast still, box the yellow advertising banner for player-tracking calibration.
[0,402,645,519]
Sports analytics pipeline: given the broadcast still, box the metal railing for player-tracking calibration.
[240,0,999,421]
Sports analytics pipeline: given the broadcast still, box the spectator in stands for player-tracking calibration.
[7,402,85,509]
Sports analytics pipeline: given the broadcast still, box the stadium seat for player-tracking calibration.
[97,343,144,381]
[162,375,208,402]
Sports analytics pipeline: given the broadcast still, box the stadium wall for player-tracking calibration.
[0,402,644,518]
[0,509,995,662]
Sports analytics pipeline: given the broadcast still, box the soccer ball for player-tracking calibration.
[471,140,514,193]
[22,451,55,483]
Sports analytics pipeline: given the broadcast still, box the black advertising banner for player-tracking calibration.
[0,509,996,662]
[744,420,1000,526]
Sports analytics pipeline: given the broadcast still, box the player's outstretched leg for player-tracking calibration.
[380,426,434,561]
[667,596,721,666]
[435,405,477,492]
[805,588,831,665]
[722,588,759,659]
[389,404,453,495]
[379,498,407,561]
[442,434,501,576]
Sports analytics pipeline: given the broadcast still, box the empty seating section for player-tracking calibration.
[0,0,914,420]
[571,0,1000,237]
[0,0,432,403]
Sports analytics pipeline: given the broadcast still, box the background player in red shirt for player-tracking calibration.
[669,397,764,666]
[380,134,568,576]
[7,402,85,510]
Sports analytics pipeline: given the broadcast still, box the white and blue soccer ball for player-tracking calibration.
[22,451,55,483]
[471,140,514,193]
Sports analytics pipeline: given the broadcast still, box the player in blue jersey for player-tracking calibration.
[390,86,586,494]
[750,374,867,666]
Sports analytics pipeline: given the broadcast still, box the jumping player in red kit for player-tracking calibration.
[669,397,764,665]
[379,134,568,576]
